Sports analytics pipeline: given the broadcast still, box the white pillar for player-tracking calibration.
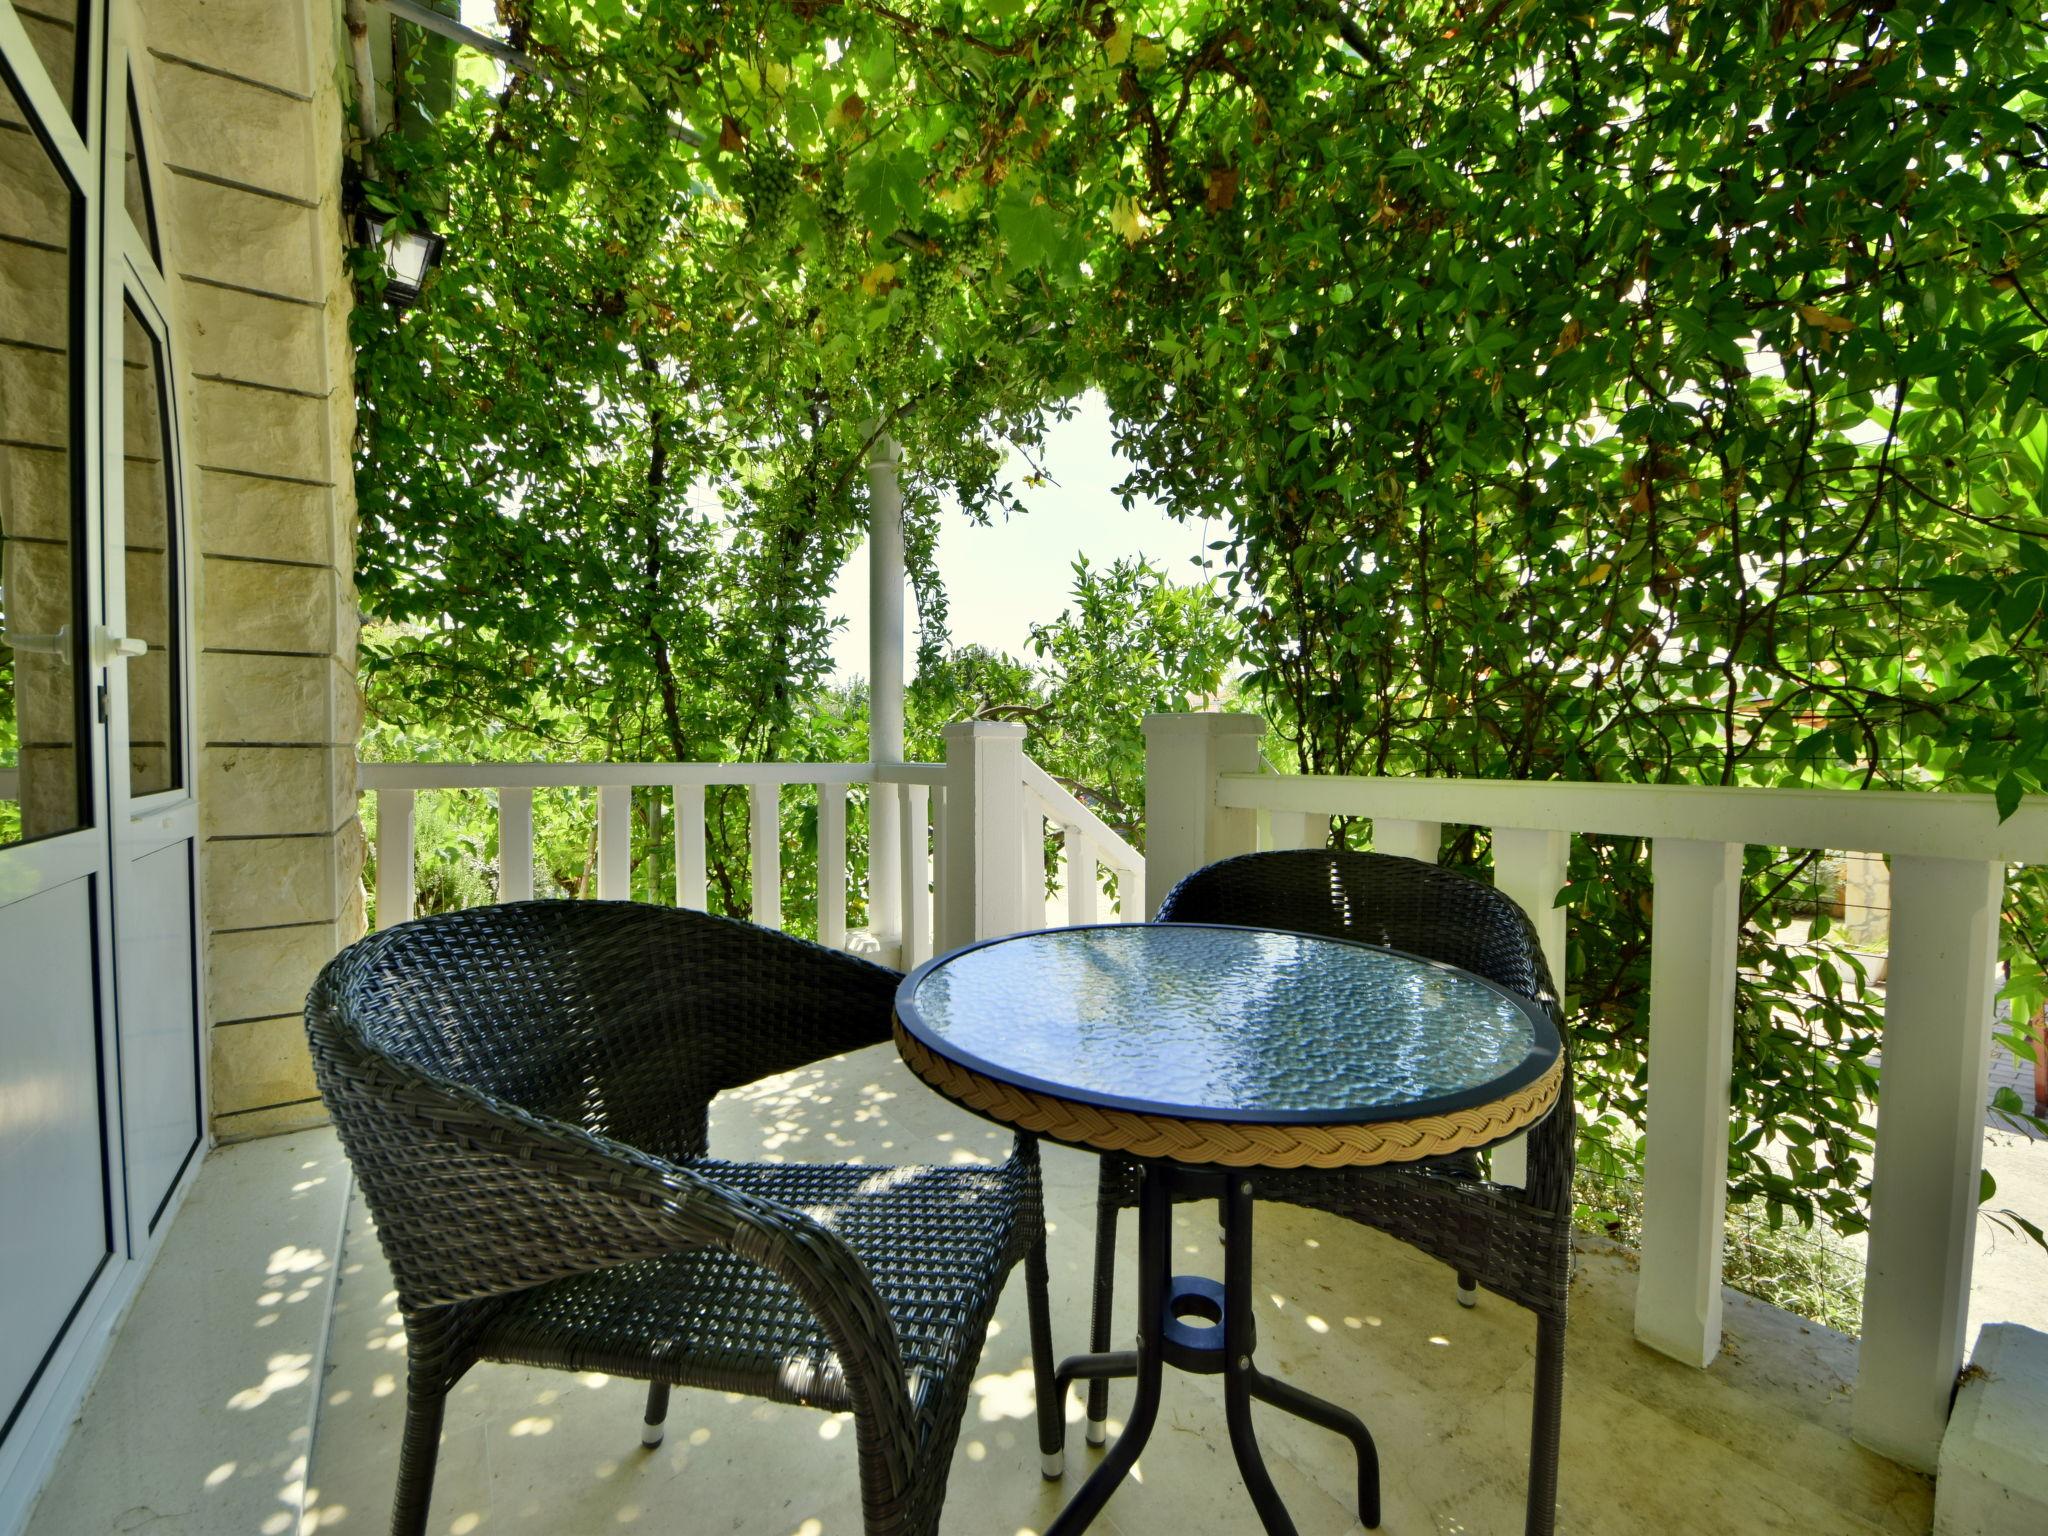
[1853,856,2005,1472]
[1635,838,1743,1367]
[939,721,1028,949]
[867,430,906,945]
[1490,826,1571,1188]
[1141,714,1264,915]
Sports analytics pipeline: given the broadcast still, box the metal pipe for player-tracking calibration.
[344,0,381,156]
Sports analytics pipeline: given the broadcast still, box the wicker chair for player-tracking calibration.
[306,901,1060,1536]
[1083,851,1574,1536]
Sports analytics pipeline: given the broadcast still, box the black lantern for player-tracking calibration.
[359,211,446,307]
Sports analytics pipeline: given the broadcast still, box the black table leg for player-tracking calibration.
[1045,1161,1170,1536]
[1046,1163,1381,1535]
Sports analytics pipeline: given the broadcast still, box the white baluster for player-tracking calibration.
[1070,834,1100,924]
[1635,838,1742,1368]
[929,784,949,944]
[1267,810,1331,851]
[818,783,847,948]
[1853,856,2005,1471]
[1489,826,1570,1188]
[750,781,781,928]
[1022,803,1047,927]
[1373,817,1441,864]
[376,787,415,929]
[498,787,534,902]
[596,785,631,900]
[675,784,706,909]
[900,784,932,965]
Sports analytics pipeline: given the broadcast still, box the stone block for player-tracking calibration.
[202,746,340,838]
[192,378,331,481]
[0,338,67,444]
[1936,1324,2048,1535]
[0,125,68,247]
[200,651,331,743]
[202,833,336,930]
[211,1096,327,1141]
[2,440,70,541]
[153,60,316,205]
[200,557,333,654]
[208,1013,317,1118]
[140,0,313,100]
[206,920,338,1025]
[196,467,332,565]
[181,279,330,396]
[164,180,322,300]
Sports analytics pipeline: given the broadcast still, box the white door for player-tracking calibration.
[0,0,201,1493]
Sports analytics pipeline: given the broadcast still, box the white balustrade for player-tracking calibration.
[817,783,847,949]
[1149,710,2048,1474]
[497,786,533,902]
[596,784,630,900]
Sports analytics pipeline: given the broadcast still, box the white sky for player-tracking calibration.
[827,393,1214,684]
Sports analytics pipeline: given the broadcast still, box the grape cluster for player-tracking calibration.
[745,149,796,240]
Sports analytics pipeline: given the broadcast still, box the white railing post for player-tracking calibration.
[596,784,631,900]
[750,782,782,928]
[498,786,534,902]
[1853,856,2005,1471]
[674,784,706,909]
[375,787,415,929]
[1142,713,1265,914]
[1373,818,1441,864]
[1489,826,1571,1187]
[899,784,931,965]
[1022,801,1046,927]
[1635,838,1743,1367]
[939,721,1029,948]
[818,783,847,948]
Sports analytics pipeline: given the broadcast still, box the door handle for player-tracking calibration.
[92,626,147,665]
[3,623,70,655]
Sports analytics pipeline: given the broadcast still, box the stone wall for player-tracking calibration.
[138,0,363,1138]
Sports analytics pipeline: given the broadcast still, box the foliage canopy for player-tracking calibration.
[354,0,2048,1242]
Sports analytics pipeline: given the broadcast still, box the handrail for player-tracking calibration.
[1020,760,1145,877]
[1218,771,2048,864]
[872,762,948,787]
[359,761,874,790]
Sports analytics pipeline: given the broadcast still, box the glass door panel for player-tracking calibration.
[118,296,175,795]
[0,61,87,845]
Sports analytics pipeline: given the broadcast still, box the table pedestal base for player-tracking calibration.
[1048,1163,1380,1536]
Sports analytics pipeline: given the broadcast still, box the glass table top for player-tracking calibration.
[895,924,1560,1126]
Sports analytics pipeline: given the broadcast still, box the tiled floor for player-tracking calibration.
[301,1045,1934,1536]
[23,1131,352,1536]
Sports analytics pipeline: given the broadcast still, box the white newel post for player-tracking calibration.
[867,430,907,947]
[939,721,1029,950]
[1141,713,1264,915]
[1490,826,1571,1188]
[1853,856,2005,1472]
[1635,838,1743,1367]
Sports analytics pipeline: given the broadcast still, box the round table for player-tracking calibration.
[893,923,1565,1536]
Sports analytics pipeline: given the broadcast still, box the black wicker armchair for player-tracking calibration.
[306,901,1059,1536]
[1083,851,1575,1536]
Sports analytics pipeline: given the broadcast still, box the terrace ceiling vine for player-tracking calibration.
[352,0,2048,1237]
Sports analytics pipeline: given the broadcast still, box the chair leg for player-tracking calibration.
[1084,1174,1121,1444]
[641,1381,670,1449]
[391,1386,446,1536]
[1457,1271,1478,1308]
[1524,1312,1566,1536]
[1026,1228,1064,1478]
